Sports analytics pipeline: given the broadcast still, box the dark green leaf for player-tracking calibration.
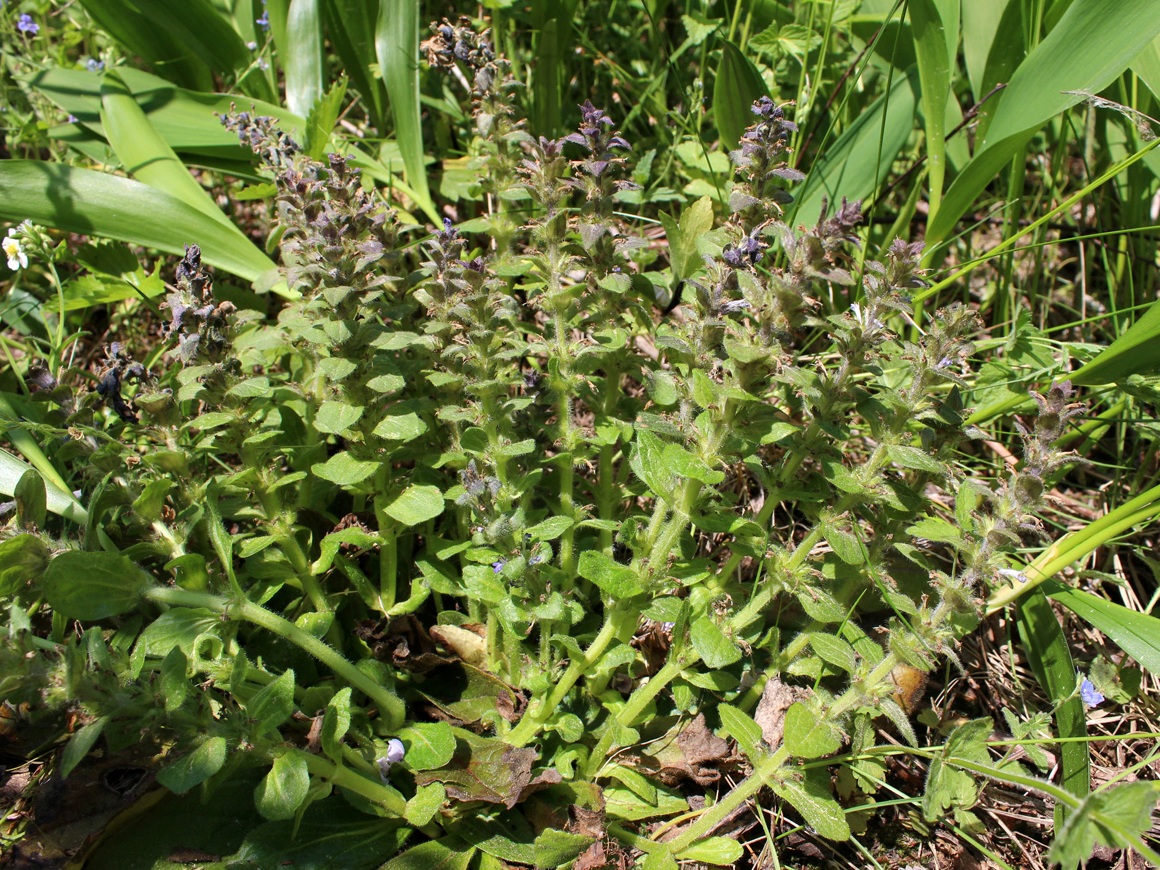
[43,551,153,620]
[60,717,107,779]
[256,751,311,820]
[0,534,50,596]
[14,469,47,529]
[713,39,770,150]
[156,736,228,794]
[246,669,296,736]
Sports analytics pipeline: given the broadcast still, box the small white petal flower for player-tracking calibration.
[3,230,28,271]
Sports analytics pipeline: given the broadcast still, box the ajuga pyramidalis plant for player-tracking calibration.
[0,23,1088,868]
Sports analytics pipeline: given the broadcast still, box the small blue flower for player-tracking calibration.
[256,1,269,28]
[1080,678,1104,708]
[17,13,39,35]
[491,559,506,574]
[85,58,104,72]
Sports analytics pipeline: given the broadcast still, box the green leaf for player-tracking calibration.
[304,75,348,160]
[160,645,190,713]
[885,443,946,474]
[909,0,958,217]
[324,0,388,129]
[771,765,851,840]
[0,161,281,288]
[790,66,919,227]
[525,515,573,541]
[630,428,674,501]
[1045,583,1160,676]
[926,0,1160,247]
[377,836,475,870]
[660,195,714,282]
[677,836,743,865]
[43,551,152,620]
[822,523,866,565]
[246,669,296,736]
[314,401,366,435]
[373,411,428,441]
[1071,298,1160,385]
[923,717,991,822]
[577,550,645,598]
[533,828,592,869]
[810,633,858,674]
[0,534,50,596]
[717,703,764,760]
[311,451,379,486]
[1017,588,1090,828]
[782,702,841,758]
[383,484,445,526]
[60,717,107,779]
[99,70,227,222]
[156,736,228,794]
[256,751,311,820]
[320,687,352,761]
[376,0,438,222]
[405,782,446,827]
[690,616,741,668]
[1051,781,1160,870]
[397,721,456,771]
[282,0,324,118]
[13,469,47,530]
[713,39,770,150]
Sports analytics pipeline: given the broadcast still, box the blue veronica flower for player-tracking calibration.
[17,14,39,35]
[1080,678,1104,708]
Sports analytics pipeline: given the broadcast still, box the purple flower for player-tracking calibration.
[256,1,269,28]
[1080,678,1104,708]
[85,57,104,72]
[492,560,506,574]
[17,14,39,35]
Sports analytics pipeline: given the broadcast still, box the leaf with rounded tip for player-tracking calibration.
[43,551,153,620]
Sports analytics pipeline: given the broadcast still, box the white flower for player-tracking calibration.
[3,227,28,271]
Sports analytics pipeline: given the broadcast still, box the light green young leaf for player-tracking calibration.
[405,782,446,827]
[256,751,311,820]
[783,702,841,758]
[311,452,379,486]
[577,550,645,598]
[397,721,456,771]
[810,633,858,674]
[676,836,743,865]
[717,703,764,760]
[772,765,851,840]
[383,484,445,526]
[320,687,352,761]
[377,836,475,870]
[690,616,741,668]
[630,428,675,501]
[246,669,296,736]
[156,736,228,794]
[314,401,365,435]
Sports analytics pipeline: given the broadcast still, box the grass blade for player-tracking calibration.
[0,161,283,289]
[1016,588,1090,828]
[1044,583,1160,676]
[790,66,920,227]
[0,446,86,524]
[99,71,228,223]
[987,482,1160,613]
[926,0,1160,248]
[909,0,957,219]
[282,0,325,118]
[376,0,437,223]
[77,0,212,90]
[1070,298,1160,385]
[324,0,388,131]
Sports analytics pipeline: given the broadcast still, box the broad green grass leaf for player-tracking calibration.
[99,71,227,222]
[909,0,958,218]
[988,482,1160,612]
[790,66,920,227]
[383,484,445,526]
[926,0,1160,247]
[0,162,281,287]
[771,765,850,840]
[1070,298,1160,385]
[77,0,213,90]
[376,0,437,222]
[256,751,310,820]
[1017,588,1090,827]
[1045,583,1160,676]
[43,551,152,620]
[324,0,388,130]
[0,397,87,521]
[282,0,325,118]
[155,736,229,794]
[713,39,770,150]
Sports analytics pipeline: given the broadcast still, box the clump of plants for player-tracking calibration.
[0,22,1107,870]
